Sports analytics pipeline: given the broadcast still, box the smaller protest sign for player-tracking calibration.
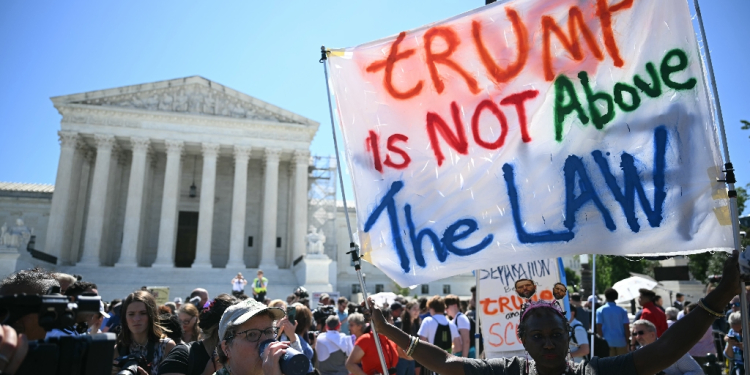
[146,286,170,305]
[477,259,565,357]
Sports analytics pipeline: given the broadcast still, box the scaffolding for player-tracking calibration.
[308,155,337,259]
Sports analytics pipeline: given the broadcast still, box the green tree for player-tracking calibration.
[737,185,747,217]
[565,267,581,291]
[593,255,660,293]
[688,252,729,284]
[392,282,411,297]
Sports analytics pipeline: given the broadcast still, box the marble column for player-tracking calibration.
[259,148,281,270]
[153,140,184,267]
[227,145,252,268]
[80,134,116,266]
[116,137,151,267]
[291,150,310,262]
[44,131,79,263]
[193,143,220,268]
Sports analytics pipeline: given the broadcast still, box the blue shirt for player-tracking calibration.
[338,310,350,335]
[728,329,744,365]
[596,302,629,348]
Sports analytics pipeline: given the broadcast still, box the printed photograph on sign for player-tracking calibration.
[514,279,536,300]
[327,0,733,288]
[553,283,568,300]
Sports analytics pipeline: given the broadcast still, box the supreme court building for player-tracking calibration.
[0,76,478,301]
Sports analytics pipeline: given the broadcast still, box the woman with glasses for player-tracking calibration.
[178,304,200,343]
[215,299,290,375]
[159,294,238,375]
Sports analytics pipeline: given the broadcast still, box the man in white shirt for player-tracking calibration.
[418,295,461,354]
[316,315,354,375]
[568,306,590,363]
[445,294,471,358]
[231,272,248,298]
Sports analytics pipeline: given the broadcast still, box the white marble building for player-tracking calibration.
[0,76,478,301]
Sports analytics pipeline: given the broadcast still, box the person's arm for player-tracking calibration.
[452,334,463,357]
[724,342,735,359]
[623,323,630,346]
[458,328,470,357]
[571,343,590,358]
[345,345,370,375]
[632,250,749,375]
[369,299,465,375]
[595,323,603,337]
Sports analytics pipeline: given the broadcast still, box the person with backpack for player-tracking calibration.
[418,296,461,356]
[568,305,590,363]
[445,294,472,358]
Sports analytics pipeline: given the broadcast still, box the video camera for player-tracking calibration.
[312,305,336,327]
[114,353,150,375]
[708,274,722,283]
[0,291,116,375]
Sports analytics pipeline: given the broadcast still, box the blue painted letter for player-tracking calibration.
[502,163,574,243]
[563,156,616,231]
[591,126,667,232]
[363,181,410,272]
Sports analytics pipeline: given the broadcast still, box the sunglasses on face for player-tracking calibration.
[632,330,648,337]
[229,327,278,343]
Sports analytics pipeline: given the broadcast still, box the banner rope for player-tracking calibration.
[320,46,390,375]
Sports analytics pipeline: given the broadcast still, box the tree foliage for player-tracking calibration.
[565,267,581,290]
[688,252,730,284]
[593,255,660,293]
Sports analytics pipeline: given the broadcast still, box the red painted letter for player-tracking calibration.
[366,131,383,173]
[542,6,604,81]
[500,89,539,143]
[471,100,508,150]
[366,32,423,100]
[472,7,529,85]
[424,27,481,95]
[384,134,411,169]
[426,102,469,166]
[596,0,633,68]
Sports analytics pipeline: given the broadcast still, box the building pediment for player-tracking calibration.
[51,76,315,126]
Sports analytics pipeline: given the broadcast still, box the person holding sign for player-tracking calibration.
[366,250,749,375]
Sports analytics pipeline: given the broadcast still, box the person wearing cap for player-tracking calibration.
[215,298,291,375]
[174,297,183,310]
[86,300,111,334]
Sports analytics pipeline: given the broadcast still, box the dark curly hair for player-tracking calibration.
[64,281,98,296]
[199,293,238,331]
[159,313,183,343]
[0,267,59,295]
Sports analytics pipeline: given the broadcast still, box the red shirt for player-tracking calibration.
[355,332,399,375]
[641,301,668,337]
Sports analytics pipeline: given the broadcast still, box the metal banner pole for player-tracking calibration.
[320,46,390,375]
[590,254,596,361]
[693,2,750,373]
[475,270,481,358]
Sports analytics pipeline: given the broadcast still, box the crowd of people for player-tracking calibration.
[0,250,747,375]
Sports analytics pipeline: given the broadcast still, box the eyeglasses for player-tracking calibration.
[229,327,278,343]
[180,317,195,326]
[632,330,648,337]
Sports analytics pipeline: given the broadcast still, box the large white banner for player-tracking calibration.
[477,259,562,355]
[327,0,733,287]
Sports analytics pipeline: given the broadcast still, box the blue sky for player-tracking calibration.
[1,1,748,213]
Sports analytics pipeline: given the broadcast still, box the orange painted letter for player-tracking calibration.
[366,32,423,100]
[472,7,529,84]
[542,6,604,81]
[424,27,481,95]
[596,0,633,68]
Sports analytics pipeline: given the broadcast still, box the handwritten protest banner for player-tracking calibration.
[326,0,733,287]
[476,259,562,355]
